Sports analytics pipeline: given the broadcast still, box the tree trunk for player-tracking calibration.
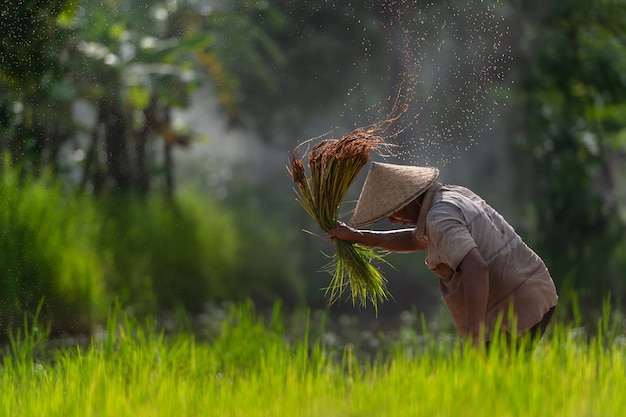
[102,100,132,192]
[164,141,174,199]
[80,112,100,192]
[135,103,153,196]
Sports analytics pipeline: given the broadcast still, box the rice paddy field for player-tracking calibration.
[1,304,625,417]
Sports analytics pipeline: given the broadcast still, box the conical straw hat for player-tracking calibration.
[349,162,439,227]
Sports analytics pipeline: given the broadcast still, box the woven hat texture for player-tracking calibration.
[349,162,439,227]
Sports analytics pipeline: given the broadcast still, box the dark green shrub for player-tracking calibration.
[98,190,240,311]
[0,159,104,335]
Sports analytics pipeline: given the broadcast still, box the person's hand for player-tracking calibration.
[326,221,362,244]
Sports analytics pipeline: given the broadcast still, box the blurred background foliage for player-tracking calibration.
[0,0,625,335]
[516,0,626,304]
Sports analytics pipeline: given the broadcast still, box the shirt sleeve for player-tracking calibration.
[427,202,477,270]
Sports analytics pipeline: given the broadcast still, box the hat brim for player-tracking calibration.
[348,163,439,228]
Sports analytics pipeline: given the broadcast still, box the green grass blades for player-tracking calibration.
[2,306,626,417]
[325,240,390,311]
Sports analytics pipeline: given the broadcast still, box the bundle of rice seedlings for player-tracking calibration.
[287,112,403,310]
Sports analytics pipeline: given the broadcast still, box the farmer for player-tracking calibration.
[327,162,558,347]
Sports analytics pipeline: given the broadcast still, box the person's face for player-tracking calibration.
[388,199,420,226]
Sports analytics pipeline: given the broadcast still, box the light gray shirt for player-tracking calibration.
[414,184,558,339]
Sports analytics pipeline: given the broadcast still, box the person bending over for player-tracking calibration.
[327,162,558,347]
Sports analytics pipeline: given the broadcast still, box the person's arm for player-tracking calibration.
[327,222,428,252]
[458,247,489,345]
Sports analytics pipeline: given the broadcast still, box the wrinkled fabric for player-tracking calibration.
[414,184,558,340]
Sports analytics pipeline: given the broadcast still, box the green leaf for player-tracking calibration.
[127,85,151,111]
[56,1,79,27]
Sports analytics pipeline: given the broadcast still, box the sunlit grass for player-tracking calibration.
[1,305,625,417]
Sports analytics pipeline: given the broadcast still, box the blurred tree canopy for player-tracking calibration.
[0,0,77,173]
[517,0,626,300]
[0,0,388,195]
[1,0,625,304]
